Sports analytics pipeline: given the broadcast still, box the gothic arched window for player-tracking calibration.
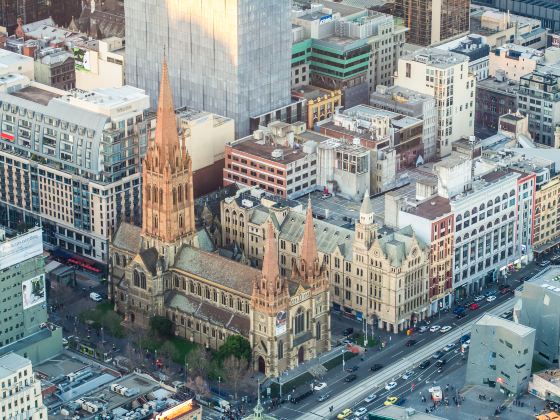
[295,308,305,335]
[316,321,321,340]
[278,340,284,359]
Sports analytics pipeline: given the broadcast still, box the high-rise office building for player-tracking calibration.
[125,0,292,137]
[0,0,49,32]
[395,0,470,46]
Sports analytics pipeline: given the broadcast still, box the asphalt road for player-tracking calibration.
[270,261,544,420]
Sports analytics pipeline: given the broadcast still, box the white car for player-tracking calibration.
[401,370,414,380]
[486,295,497,302]
[429,325,441,332]
[385,381,397,391]
[474,295,485,302]
[364,393,377,403]
[354,407,367,417]
[440,326,452,333]
[313,382,327,391]
[89,292,102,302]
[443,343,455,352]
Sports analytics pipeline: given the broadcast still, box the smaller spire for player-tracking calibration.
[300,196,319,277]
[360,189,373,215]
[261,221,280,284]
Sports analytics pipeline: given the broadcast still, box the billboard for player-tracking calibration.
[22,275,46,310]
[275,310,287,336]
[0,229,43,270]
[72,47,91,71]
[319,14,333,25]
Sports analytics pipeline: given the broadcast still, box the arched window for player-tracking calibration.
[159,189,163,204]
[456,214,463,222]
[153,215,158,229]
[146,185,151,201]
[487,200,493,207]
[316,321,321,340]
[115,254,121,266]
[295,308,305,335]
[472,207,477,214]
[179,215,183,228]
[502,193,508,200]
[140,273,146,289]
[509,189,515,197]
[173,188,177,205]
[278,340,284,359]
[133,269,140,287]
[153,186,158,203]
[178,185,183,202]
[479,203,485,211]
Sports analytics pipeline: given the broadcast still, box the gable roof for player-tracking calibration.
[112,223,142,254]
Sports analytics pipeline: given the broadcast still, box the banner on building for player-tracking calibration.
[275,310,287,336]
[22,275,46,310]
[73,47,91,71]
[0,229,43,270]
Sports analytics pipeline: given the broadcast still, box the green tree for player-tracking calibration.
[187,346,210,379]
[223,355,248,400]
[216,335,251,363]
[149,316,174,339]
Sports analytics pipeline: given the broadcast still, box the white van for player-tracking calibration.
[89,292,102,302]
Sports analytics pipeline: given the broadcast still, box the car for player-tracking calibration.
[344,374,357,382]
[456,313,466,319]
[337,408,353,419]
[345,365,359,373]
[484,290,497,297]
[354,407,367,417]
[317,393,331,402]
[89,292,102,302]
[384,397,399,406]
[405,339,417,347]
[370,364,383,372]
[432,351,444,359]
[474,295,485,302]
[500,286,512,294]
[443,343,456,352]
[469,303,480,310]
[429,325,441,332]
[343,327,354,337]
[440,326,452,333]
[460,333,471,343]
[62,337,69,348]
[419,360,431,369]
[539,260,551,267]
[401,370,414,380]
[313,382,327,391]
[452,307,465,315]
[343,339,353,345]
[385,381,397,391]
[435,359,446,367]
[364,393,377,403]
[418,326,429,333]
[437,366,445,373]
[486,295,497,302]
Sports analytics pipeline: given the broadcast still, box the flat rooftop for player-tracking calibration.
[231,138,308,165]
[10,85,61,106]
[404,195,451,220]
[477,76,520,95]
[476,313,535,337]
[403,47,469,68]
[292,85,337,101]
[345,105,422,128]
[526,266,560,295]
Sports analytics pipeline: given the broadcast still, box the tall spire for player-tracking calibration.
[359,189,374,225]
[261,221,280,285]
[300,196,319,276]
[154,56,179,168]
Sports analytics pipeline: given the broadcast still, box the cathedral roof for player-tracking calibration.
[112,223,142,254]
[172,246,259,296]
[139,247,159,275]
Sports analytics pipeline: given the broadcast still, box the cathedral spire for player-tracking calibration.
[154,56,180,170]
[261,221,280,287]
[300,197,319,277]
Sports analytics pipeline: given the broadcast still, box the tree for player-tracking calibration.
[187,375,210,397]
[149,316,174,339]
[216,335,251,363]
[223,355,248,400]
[186,346,210,379]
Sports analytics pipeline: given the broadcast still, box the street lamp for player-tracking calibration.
[218,376,221,397]
[341,349,345,373]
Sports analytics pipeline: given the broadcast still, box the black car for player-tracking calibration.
[456,313,466,319]
[418,360,431,369]
[370,364,383,372]
[405,339,417,347]
[342,327,354,337]
[344,374,357,382]
[435,359,446,367]
[345,365,359,372]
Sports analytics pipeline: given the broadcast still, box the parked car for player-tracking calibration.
[405,339,417,347]
[370,364,383,372]
[402,370,414,380]
[345,365,358,373]
[456,313,466,319]
[435,359,447,367]
[440,326,452,333]
[343,327,354,337]
[344,374,357,382]
[469,303,480,310]
[313,382,327,391]
[486,295,497,302]
[443,343,456,352]
[354,407,367,417]
[452,306,465,315]
[432,351,444,359]
[484,290,497,297]
[419,360,431,369]
[89,292,102,302]
[429,325,441,332]
[437,366,445,373]
[317,393,331,402]
[500,286,512,294]
[384,397,398,406]
[337,408,353,419]
[474,295,485,302]
[418,326,429,333]
[364,393,377,403]
[385,381,397,391]
[460,333,471,343]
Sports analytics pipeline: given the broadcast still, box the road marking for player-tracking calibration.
[390,351,404,358]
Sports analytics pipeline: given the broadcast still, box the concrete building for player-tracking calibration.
[125,0,291,137]
[370,85,438,162]
[470,6,549,50]
[436,34,491,81]
[518,70,560,147]
[489,44,544,82]
[34,49,75,91]
[515,267,560,366]
[399,196,455,313]
[467,314,535,395]
[291,85,342,129]
[395,0,470,46]
[533,176,560,255]
[395,48,476,158]
[73,37,125,91]
[0,228,63,364]
[223,121,320,199]
[475,73,520,133]
[0,49,34,79]
[529,369,560,402]
[0,77,151,263]
[176,107,235,198]
[0,353,48,419]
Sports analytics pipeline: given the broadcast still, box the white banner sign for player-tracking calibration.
[0,229,43,270]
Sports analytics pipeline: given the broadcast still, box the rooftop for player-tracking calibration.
[524,266,560,296]
[0,353,30,378]
[371,84,434,104]
[403,47,469,68]
[495,43,544,60]
[344,104,423,128]
[230,137,310,165]
[477,76,520,95]
[10,84,61,106]
[292,85,339,101]
[476,313,535,337]
[0,49,33,71]
[404,196,452,220]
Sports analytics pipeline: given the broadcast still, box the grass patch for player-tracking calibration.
[79,302,126,338]
[322,350,358,371]
[138,335,197,364]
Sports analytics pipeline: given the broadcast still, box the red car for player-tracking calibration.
[469,303,480,310]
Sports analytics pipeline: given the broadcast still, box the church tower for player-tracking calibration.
[355,190,378,249]
[141,58,196,255]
